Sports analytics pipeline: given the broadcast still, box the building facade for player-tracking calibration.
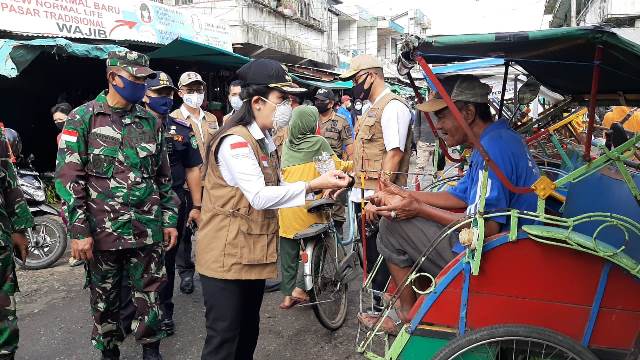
[163,0,340,69]
[545,0,640,42]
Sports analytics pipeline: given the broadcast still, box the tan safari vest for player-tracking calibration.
[354,92,413,190]
[196,125,279,280]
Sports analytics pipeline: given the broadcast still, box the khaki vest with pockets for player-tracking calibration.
[353,92,413,190]
[196,125,279,279]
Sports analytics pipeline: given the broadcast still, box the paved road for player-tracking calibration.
[15,256,363,360]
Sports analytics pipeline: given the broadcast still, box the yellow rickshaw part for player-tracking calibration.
[531,175,562,200]
[548,107,587,133]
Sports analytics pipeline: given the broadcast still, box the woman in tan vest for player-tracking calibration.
[197,59,351,360]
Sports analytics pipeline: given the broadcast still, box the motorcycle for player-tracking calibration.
[15,154,67,270]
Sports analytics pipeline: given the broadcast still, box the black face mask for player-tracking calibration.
[314,101,331,114]
[55,121,65,131]
[352,74,373,101]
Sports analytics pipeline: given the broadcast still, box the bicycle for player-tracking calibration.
[292,190,363,330]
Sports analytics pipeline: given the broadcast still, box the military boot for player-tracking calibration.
[101,346,120,360]
[142,341,163,360]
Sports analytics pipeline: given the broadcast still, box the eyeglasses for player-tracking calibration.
[354,72,371,83]
[183,88,205,94]
[261,97,291,107]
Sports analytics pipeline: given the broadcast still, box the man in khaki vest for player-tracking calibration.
[339,54,413,310]
[169,71,218,294]
[170,71,219,162]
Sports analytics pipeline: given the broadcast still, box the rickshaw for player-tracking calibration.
[356,26,640,360]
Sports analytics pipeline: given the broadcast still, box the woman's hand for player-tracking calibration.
[308,170,350,192]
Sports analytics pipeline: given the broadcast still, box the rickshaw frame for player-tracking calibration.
[356,25,640,360]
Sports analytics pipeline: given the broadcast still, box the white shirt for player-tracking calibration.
[180,105,206,142]
[217,121,306,210]
[350,87,412,203]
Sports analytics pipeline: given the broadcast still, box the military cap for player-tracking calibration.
[106,50,156,79]
[146,71,178,91]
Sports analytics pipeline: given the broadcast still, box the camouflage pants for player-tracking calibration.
[415,140,435,173]
[85,243,166,351]
[0,247,18,356]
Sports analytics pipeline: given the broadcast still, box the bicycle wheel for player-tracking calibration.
[432,325,599,360]
[310,234,348,331]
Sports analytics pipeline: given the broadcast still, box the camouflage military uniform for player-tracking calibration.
[55,87,178,351]
[0,132,34,356]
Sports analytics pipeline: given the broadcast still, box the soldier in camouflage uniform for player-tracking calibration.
[0,129,33,360]
[55,50,179,360]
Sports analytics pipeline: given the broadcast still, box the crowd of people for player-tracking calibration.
[2,46,636,360]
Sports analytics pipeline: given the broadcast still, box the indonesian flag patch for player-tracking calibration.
[61,129,78,143]
[230,141,249,150]
[260,155,269,167]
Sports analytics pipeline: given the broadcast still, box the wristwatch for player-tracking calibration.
[193,205,202,211]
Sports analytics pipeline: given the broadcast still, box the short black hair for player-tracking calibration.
[471,102,493,122]
[51,102,73,116]
[229,80,243,89]
[451,102,492,123]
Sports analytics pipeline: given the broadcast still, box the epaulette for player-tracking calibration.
[171,116,192,128]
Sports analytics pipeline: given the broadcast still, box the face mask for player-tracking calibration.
[361,100,372,115]
[147,96,174,115]
[55,121,65,131]
[314,101,331,114]
[112,74,146,104]
[229,95,243,111]
[183,93,205,109]
[263,97,292,129]
[352,74,373,101]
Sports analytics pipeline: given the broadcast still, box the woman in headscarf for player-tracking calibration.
[278,105,353,309]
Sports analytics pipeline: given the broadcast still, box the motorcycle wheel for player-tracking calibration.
[15,215,68,270]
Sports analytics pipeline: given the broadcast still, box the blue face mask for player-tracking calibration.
[112,74,146,104]
[147,96,174,115]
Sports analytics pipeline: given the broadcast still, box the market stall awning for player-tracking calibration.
[0,38,127,78]
[404,26,640,96]
[291,75,353,90]
[148,38,250,69]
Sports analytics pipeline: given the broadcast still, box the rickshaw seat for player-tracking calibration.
[293,223,329,240]
[555,168,640,262]
[522,224,640,272]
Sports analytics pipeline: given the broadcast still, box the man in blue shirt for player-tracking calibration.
[337,95,355,134]
[359,75,540,331]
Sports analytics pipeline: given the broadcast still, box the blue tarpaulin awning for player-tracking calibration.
[0,38,127,78]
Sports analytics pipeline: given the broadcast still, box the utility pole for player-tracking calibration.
[571,0,577,26]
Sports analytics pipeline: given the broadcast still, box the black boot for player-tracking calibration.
[0,353,15,360]
[179,276,194,294]
[142,341,163,360]
[101,347,120,360]
[160,318,175,336]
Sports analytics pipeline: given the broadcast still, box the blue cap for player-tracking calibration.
[145,71,178,91]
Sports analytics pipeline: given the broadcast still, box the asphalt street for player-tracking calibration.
[15,255,363,360]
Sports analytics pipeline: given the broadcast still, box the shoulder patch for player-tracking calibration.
[334,113,347,121]
[190,136,198,149]
[172,117,192,128]
[61,129,78,143]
